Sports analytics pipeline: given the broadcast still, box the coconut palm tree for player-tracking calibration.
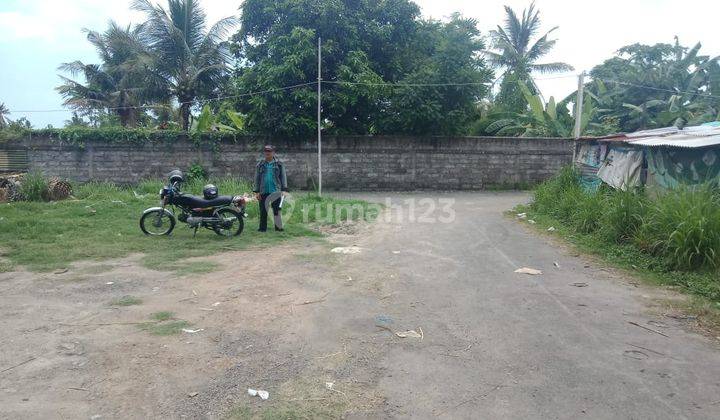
[0,103,9,129]
[485,2,573,112]
[131,0,236,130]
[57,22,157,127]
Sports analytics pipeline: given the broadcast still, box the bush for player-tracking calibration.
[187,163,207,181]
[18,172,50,201]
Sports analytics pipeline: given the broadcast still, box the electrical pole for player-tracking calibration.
[573,71,586,139]
[317,37,322,197]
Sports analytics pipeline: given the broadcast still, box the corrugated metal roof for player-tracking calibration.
[579,123,720,148]
[629,133,720,148]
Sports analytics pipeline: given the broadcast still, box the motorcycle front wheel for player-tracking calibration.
[213,208,244,237]
[140,209,176,236]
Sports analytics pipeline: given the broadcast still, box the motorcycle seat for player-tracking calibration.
[177,194,233,208]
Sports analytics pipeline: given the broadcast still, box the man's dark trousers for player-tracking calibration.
[258,193,281,231]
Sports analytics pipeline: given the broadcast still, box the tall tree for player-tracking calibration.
[232,0,491,138]
[131,0,236,130]
[485,2,573,112]
[0,103,9,129]
[57,22,153,127]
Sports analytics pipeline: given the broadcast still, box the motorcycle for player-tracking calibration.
[140,170,248,237]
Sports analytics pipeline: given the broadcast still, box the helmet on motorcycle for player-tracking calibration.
[168,169,184,184]
[203,184,218,200]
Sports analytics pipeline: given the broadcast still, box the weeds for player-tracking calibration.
[526,166,720,302]
[137,311,190,335]
[18,171,49,201]
[110,295,142,306]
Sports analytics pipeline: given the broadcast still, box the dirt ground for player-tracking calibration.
[2,192,720,419]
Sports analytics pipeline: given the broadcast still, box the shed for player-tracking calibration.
[573,122,720,190]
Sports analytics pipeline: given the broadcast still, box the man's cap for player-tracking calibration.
[263,145,275,152]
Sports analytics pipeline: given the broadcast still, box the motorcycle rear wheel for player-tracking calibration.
[213,208,244,237]
[140,209,176,236]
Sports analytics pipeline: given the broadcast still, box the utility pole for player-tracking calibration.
[573,71,586,139]
[317,37,322,197]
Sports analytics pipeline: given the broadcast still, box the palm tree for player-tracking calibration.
[485,2,573,111]
[131,0,236,130]
[0,103,9,129]
[57,22,156,127]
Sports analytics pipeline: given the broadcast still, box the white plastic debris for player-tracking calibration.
[248,388,269,400]
[330,246,363,254]
[392,251,401,254]
[528,219,536,224]
[516,212,527,219]
[105,281,114,285]
[182,328,204,334]
[547,226,556,232]
[395,329,423,339]
[325,382,334,390]
[514,267,542,275]
[212,302,221,307]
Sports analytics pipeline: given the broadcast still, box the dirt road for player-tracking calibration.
[1,192,719,419]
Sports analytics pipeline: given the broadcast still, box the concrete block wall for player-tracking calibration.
[8,135,572,190]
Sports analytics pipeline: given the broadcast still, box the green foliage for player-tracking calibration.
[532,167,720,272]
[232,0,491,137]
[18,172,50,202]
[56,22,154,128]
[485,2,573,113]
[588,38,720,132]
[636,185,720,270]
[186,163,208,182]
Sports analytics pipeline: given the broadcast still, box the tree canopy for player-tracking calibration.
[230,0,491,138]
[43,1,719,138]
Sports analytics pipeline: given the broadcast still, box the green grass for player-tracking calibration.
[150,311,174,321]
[139,320,191,336]
[521,166,720,304]
[137,311,190,335]
[110,295,142,306]
[0,177,376,272]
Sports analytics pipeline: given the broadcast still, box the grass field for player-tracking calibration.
[0,177,376,272]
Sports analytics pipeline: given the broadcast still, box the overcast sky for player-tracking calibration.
[1,0,718,127]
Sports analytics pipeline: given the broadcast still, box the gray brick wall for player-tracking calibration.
[8,135,572,190]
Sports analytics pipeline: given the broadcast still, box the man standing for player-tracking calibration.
[253,145,288,232]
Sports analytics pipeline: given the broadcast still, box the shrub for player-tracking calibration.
[187,163,207,181]
[18,172,50,201]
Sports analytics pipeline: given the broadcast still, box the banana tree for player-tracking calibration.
[191,105,245,132]
[487,81,594,137]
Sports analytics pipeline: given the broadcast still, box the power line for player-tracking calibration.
[8,82,318,114]
[592,77,720,101]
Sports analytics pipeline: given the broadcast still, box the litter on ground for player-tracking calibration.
[514,267,542,275]
[248,388,269,400]
[331,246,363,254]
[182,328,204,334]
[395,328,423,339]
[516,213,527,219]
[547,226,556,232]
